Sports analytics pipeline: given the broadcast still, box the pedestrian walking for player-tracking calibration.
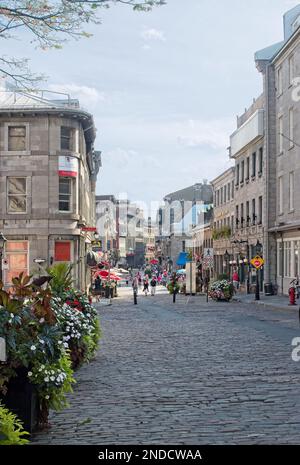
[143,278,149,296]
[132,275,139,295]
[232,270,239,292]
[150,277,157,296]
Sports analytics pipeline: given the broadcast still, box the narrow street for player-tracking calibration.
[31,287,300,445]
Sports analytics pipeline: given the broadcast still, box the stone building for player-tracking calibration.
[255,4,300,295]
[156,182,213,270]
[229,95,265,291]
[210,167,235,278]
[0,90,101,290]
[95,195,119,265]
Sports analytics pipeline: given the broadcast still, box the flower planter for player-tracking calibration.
[1,368,39,434]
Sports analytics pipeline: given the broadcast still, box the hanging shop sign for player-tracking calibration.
[58,156,78,177]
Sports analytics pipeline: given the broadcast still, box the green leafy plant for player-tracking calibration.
[212,226,231,240]
[47,263,74,296]
[0,402,29,445]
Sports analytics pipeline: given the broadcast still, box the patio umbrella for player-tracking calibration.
[150,259,159,265]
[176,269,186,274]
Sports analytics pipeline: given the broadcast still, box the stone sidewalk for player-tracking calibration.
[32,290,300,445]
[233,292,299,312]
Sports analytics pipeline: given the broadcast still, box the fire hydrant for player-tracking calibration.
[289,285,296,306]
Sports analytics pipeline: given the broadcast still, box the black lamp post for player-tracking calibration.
[255,240,263,301]
[0,232,7,284]
[224,249,230,278]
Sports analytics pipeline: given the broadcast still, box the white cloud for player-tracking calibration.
[141,28,166,42]
[48,83,107,108]
[175,118,234,150]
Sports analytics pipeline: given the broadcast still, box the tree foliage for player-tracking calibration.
[0,0,166,87]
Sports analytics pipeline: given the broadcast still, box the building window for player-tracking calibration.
[231,180,234,199]
[241,160,244,183]
[224,185,227,203]
[278,242,283,277]
[294,241,299,278]
[220,187,223,205]
[4,241,28,286]
[246,201,250,226]
[227,182,230,201]
[7,177,27,213]
[284,241,291,278]
[258,196,262,225]
[8,126,26,151]
[251,152,256,177]
[289,108,294,148]
[246,157,250,180]
[277,66,283,95]
[54,241,71,262]
[279,116,283,153]
[61,127,73,151]
[236,164,240,186]
[289,55,294,86]
[236,205,239,228]
[278,176,283,215]
[240,203,244,228]
[289,172,294,211]
[59,178,72,212]
[182,240,186,252]
[252,198,256,225]
[258,148,263,174]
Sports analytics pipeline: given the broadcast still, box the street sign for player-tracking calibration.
[250,255,264,270]
[203,248,214,269]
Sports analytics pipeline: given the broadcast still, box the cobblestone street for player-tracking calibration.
[33,287,300,445]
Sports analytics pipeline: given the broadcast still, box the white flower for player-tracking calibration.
[44,377,49,382]
[28,371,33,377]
[58,340,63,345]
[30,345,36,351]
[45,395,50,400]
[39,339,45,345]
[39,318,45,323]
[63,342,69,348]
[10,313,14,318]
[50,376,55,381]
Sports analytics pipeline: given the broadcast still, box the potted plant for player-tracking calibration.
[209,279,234,302]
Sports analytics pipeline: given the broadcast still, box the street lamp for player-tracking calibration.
[255,240,263,301]
[0,232,7,284]
[224,249,230,278]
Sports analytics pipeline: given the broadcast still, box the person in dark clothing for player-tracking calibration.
[150,277,157,296]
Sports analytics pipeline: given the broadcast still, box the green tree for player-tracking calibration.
[0,0,166,87]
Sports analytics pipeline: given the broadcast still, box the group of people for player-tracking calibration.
[132,273,158,296]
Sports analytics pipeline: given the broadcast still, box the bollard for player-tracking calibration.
[134,290,137,305]
[173,290,176,303]
[289,286,296,306]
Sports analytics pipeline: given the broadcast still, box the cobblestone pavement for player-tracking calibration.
[33,287,300,444]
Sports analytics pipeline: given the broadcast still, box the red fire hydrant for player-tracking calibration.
[289,286,296,305]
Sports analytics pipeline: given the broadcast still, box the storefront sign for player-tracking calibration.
[250,256,264,270]
[58,156,78,177]
[81,227,97,232]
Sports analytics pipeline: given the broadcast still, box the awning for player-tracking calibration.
[176,252,189,266]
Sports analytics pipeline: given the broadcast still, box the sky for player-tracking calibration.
[3,0,299,212]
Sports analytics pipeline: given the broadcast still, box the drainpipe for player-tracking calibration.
[281,232,284,295]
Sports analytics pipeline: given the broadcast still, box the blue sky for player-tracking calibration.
[4,0,298,208]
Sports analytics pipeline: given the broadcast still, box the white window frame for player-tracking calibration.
[277,66,283,95]
[7,177,27,214]
[2,122,30,155]
[278,176,283,215]
[289,171,294,212]
[289,107,294,149]
[289,55,294,87]
[58,177,72,213]
[279,116,283,154]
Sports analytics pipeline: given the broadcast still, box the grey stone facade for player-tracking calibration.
[255,4,300,294]
[211,167,235,278]
[0,91,101,291]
